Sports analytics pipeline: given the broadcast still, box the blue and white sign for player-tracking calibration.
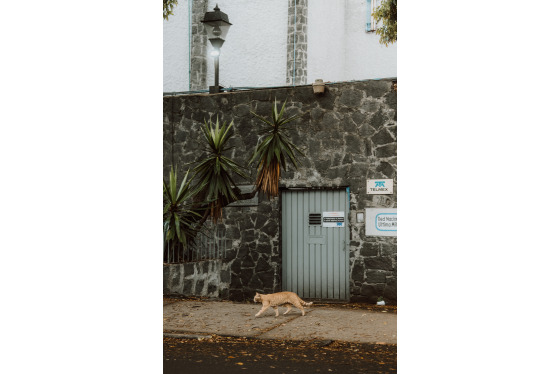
[366,179,393,194]
[365,208,397,237]
[322,211,345,228]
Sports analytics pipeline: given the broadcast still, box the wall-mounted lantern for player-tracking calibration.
[312,79,326,95]
[201,4,232,94]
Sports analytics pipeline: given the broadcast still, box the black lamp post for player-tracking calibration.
[201,4,232,94]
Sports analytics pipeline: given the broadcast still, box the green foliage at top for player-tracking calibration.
[373,0,397,46]
[163,0,178,20]
[249,98,304,198]
[193,117,249,221]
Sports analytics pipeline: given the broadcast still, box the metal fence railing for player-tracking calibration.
[163,227,230,264]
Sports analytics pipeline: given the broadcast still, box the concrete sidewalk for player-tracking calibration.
[163,299,396,345]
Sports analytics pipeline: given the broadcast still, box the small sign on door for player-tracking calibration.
[322,211,345,227]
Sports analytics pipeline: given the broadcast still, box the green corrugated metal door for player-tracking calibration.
[281,189,350,300]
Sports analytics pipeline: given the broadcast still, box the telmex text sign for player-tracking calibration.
[365,208,397,237]
[366,179,393,194]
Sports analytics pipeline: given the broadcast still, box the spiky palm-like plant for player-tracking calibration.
[249,99,304,198]
[163,166,201,261]
[193,117,248,222]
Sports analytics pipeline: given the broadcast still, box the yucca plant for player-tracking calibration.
[163,166,201,260]
[193,117,248,222]
[249,99,305,198]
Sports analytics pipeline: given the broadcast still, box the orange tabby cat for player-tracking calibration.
[253,291,313,317]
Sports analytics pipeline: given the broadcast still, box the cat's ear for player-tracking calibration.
[255,292,260,296]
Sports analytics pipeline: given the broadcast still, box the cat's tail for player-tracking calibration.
[300,298,313,307]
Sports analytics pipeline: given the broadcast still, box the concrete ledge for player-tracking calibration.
[163,332,212,340]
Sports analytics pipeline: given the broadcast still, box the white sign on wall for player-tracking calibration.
[365,208,397,237]
[322,211,345,227]
[366,179,393,194]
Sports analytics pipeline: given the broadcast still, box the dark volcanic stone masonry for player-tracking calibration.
[163,79,397,304]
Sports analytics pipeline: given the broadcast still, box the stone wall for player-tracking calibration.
[163,78,397,303]
[189,0,208,91]
[163,260,230,298]
[286,0,308,85]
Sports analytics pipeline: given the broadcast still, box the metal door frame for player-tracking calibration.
[279,187,351,301]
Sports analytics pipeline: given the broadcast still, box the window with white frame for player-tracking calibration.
[366,0,381,32]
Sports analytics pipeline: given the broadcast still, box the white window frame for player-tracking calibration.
[366,0,381,32]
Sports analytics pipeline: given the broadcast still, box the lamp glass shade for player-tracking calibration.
[201,4,232,48]
[202,22,231,43]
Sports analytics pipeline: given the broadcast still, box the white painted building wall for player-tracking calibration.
[307,0,397,83]
[204,0,288,90]
[307,0,347,83]
[341,0,397,81]
[163,0,190,92]
[163,0,396,92]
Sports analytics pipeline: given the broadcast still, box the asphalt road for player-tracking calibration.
[164,336,397,373]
